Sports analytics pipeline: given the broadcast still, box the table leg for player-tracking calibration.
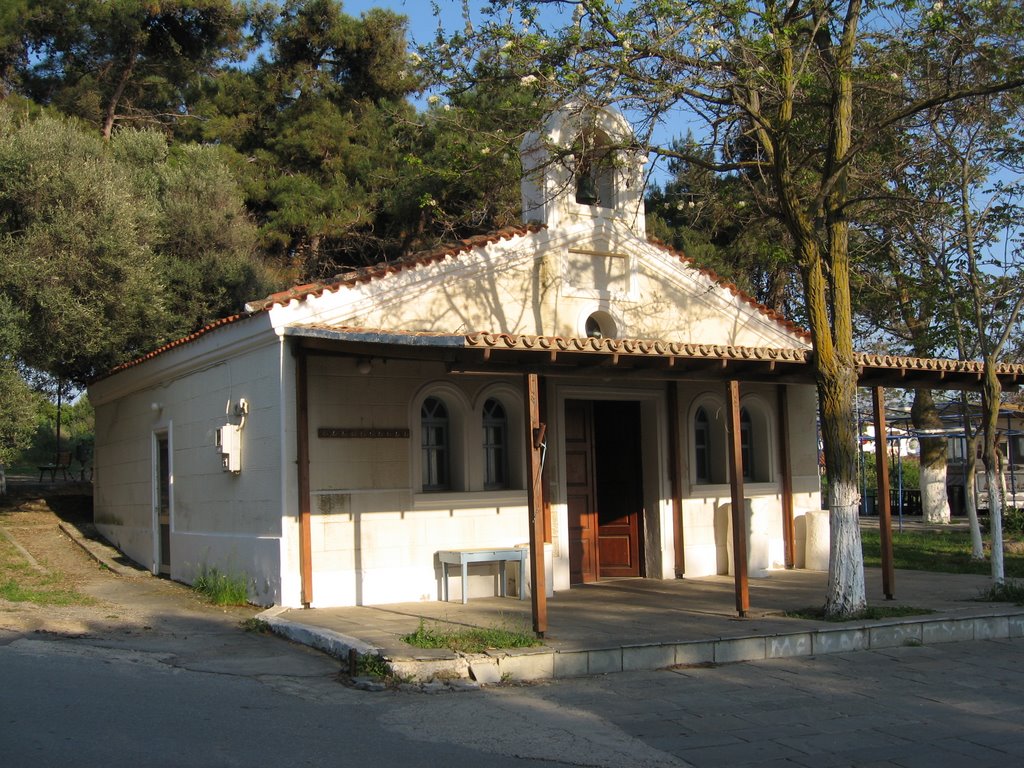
[461,561,468,604]
[499,561,507,597]
[442,562,449,602]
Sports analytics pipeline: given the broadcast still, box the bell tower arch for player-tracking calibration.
[520,104,648,236]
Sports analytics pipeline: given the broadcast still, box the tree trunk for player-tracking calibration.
[912,389,951,524]
[818,362,867,618]
[102,51,138,142]
[980,362,1005,585]
[962,431,985,560]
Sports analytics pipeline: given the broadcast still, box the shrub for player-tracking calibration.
[192,566,249,605]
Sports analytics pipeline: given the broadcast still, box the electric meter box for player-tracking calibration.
[215,423,241,473]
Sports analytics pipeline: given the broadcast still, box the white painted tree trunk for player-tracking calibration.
[966,475,983,561]
[920,462,951,524]
[826,479,866,617]
[988,465,1005,585]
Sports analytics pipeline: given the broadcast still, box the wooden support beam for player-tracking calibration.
[872,386,896,599]
[668,382,685,577]
[295,346,314,607]
[777,385,796,569]
[726,379,750,616]
[524,373,548,636]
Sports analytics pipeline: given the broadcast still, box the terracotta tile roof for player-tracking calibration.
[290,326,1024,387]
[245,224,546,312]
[855,353,1024,380]
[463,331,809,362]
[94,313,253,381]
[647,236,812,342]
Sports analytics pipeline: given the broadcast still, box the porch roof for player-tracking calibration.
[285,325,1024,392]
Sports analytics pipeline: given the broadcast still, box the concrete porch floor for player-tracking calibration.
[262,566,1024,682]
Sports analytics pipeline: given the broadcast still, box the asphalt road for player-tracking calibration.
[3,629,1023,768]
[2,498,1022,767]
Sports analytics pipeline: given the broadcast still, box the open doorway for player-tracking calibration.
[155,432,171,576]
[566,400,644,583]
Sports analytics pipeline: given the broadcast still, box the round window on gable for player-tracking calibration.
[584,312,616,340]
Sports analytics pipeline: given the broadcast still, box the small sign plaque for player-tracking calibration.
[317,428,410,439]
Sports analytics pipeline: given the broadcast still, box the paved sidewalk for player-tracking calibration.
[519,636,1024,767]
[261,566,1024,683]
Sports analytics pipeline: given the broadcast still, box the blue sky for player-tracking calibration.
[342,1,460,44]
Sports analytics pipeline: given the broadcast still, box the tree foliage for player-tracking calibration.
[0,106,274,387]
[17,0,250,140]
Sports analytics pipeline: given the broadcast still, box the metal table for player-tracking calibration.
[438,547,527,604]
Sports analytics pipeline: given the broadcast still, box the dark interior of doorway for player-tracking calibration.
[567,399,644,583]
[594,400,644,578]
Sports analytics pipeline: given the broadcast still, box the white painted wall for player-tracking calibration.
[89,317,287,605]
[674,382,822,577]
[302,356,531,606]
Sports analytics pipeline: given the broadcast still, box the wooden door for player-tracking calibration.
[594,401,642,577]
[565,400,599,583]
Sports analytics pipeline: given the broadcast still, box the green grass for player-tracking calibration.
[402,618,542,654]
[0,576,94,606]
[979,580,1024,605]
[356,653,392,678]
[0,535,94,606]
[861,529,1024,578]
[786,604,933,622]
[192,566,249,605]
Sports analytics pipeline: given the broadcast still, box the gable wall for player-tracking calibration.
[271,222,807,351]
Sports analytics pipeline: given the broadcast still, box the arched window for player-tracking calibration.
[421,397,449,491]
[694,407,711,484]
[737,399,772,483]
[482,398,508,490]
[574,131,615,209]
[740,407,754,481]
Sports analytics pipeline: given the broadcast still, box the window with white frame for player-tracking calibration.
[738,400,772,483]
[421,396,450,491]
[694,406,712,484]
[740,407,754,481]
[692,402,727,485]
[482,398,508,490]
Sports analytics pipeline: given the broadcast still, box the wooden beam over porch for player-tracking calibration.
[524,373,548,636]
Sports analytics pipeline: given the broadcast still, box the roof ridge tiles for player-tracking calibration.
[247,223,546,312]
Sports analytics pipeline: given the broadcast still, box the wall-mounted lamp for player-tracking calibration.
[357,359,373,375]
[151,402,163,413]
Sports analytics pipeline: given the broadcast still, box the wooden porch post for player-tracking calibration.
[524,373,548,636]
[777,385,796,568]
[668,382,685,577]
[295,346,314,607]
[726,379,750,616]
[872,386,895,599]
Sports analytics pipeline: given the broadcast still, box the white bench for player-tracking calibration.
[438,548,527,604]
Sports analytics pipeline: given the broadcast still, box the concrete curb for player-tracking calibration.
[258,607,381,658]
[260,606,1024,683]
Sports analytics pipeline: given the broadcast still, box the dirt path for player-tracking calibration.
[0,494,258,639]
